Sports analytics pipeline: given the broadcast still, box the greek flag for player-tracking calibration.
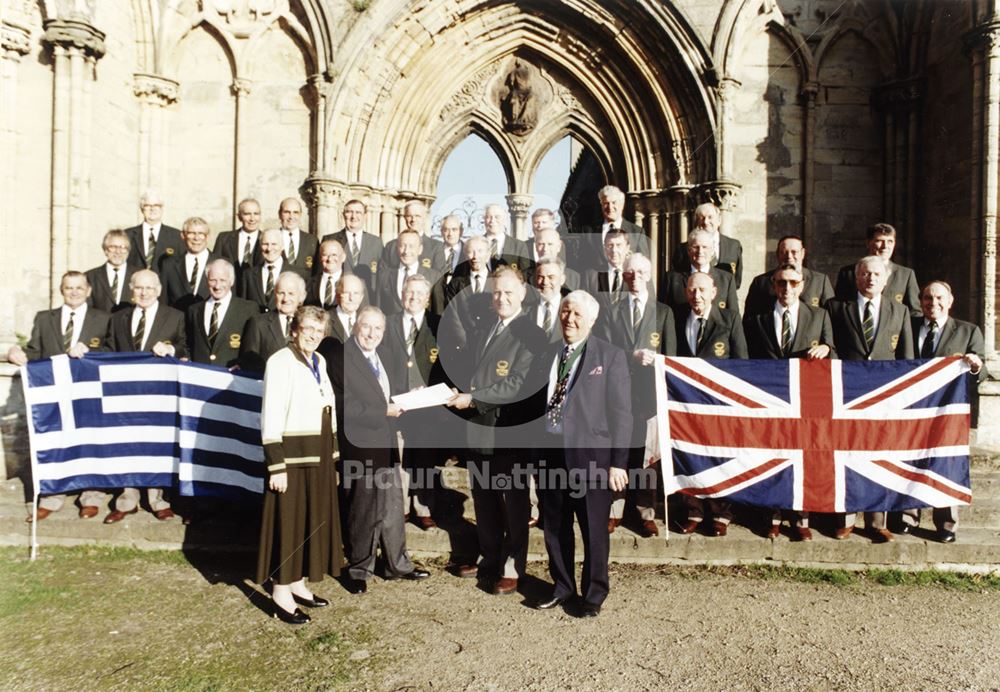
[23,353,264,498]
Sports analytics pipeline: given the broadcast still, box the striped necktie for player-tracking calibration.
[265,264,275,304]
[323,276,334,308]
[111,268,120,303]
[350,235,360,266]
[63,311,75,352]
[241,236,252,266]
[781,309,792,356]
[189,255,200,291]
[145,229,156,269]
[921,320,938,359]
[133,308,146,351]
[696,317,706,350]
[862,301,875,350]
[208,301,220,349]
[286,233,297,264]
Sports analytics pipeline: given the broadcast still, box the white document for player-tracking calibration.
[391,383,454,411]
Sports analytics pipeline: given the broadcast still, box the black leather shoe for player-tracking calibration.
[401,568,431,581]
[937,530,956,543]
[536,596,568,610]
[294,594,330,608]
[273,605,311,625]
[344,579,367,594]
[579,603,601,618]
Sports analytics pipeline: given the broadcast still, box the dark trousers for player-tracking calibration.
[539,448,613,608]
[343,464,413,581]
[469,452,530,579]
[681,494,733,523]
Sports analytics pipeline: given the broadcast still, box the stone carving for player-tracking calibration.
[200,0,282,37]
[699,179,742,210]
[2,20,32,60]
[439,64,497,120]
[133,73,180,104]
[41,17,105,59]
[498,59,539,135]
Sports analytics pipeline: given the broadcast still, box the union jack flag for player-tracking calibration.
[654,357,972,513]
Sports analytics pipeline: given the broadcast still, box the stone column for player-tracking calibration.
[874,78,922,264]
[800,82,819,242]
[231,78,251,228]
[42,17,105,304]
[307,73,332,173]
[133,73,178,194]
[301,174,341,238]
[505,193,532,241]
[965,21,1000,357]
[699,179,742,237]
[714,77,741,180]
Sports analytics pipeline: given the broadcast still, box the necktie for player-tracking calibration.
[611,270,621,303]
[111,268,120,303]
[484,319,504,353]
[368,355,380,378]
[921,320,938,359]
[489,237,498,260]
[696,317,706,350]
[350,235,360,265]
[632,298,642,340]
[133,308,146,351]
[542,301,552,333]
[283,315,291,339]
[473,274,481,294]
[265,264,275,303]
[862,301,875,350]
[63,311,75,352]
[781,309,792,356]
[146,229,156,269]
[286,233,297,264]
[546,344,574,429]
[241,236,252,266]
[189,255,200,291]
[401,266,411,299]
[348,315,355,332]
[208,301,220,348]
[445,247,454,272]
[407,316,418,353]
[323,276,334,308]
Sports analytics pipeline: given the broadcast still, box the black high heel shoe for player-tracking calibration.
[293,593,330,608]
[272,603,311,625]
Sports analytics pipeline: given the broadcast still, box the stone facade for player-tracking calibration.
[3,0,1000,458]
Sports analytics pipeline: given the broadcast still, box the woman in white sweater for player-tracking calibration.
[255,305,343,624]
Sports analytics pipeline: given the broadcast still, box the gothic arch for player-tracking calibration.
[426,118,519,195]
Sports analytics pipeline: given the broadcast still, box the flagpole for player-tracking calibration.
[30,496,38,561]
[22,363,39,561]
[654,356,672,535]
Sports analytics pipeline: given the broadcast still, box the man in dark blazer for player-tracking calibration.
[325,274,366,345]
[580,229,631,308]
[277,197,320,275]
[834,223,920,315]
[104,269,187,524]
[901,280,988,543]
[595,253,675,538]
[213,197,263,278]
[86,229,136,313]
[533,290,632,617]
[673,272,748,536]
[240,229,310,312]
[161,217,218,311]
[307,238,352,309]
[659,229,739,316]
[670,202,744,287]
[827,255,914,542]
[524,258,572,345]
[483,203,531,270]
[124,190,184,274]
[744,264,837,540]
[446,267,546,596]
[438,236,497,392]
[380,274,447,529]
[375,230,442,315]
[186,259,257,368]
[8,271,110,521]
[380,200,447,273]
[239,272,306,372]
[429,214,465,315]
[743,235,834,316]
[321,305,430,593]
[322,199,382,296]
[571,185,650,273]
[522,227,580,291]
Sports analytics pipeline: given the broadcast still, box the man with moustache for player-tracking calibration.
[743,235,834,316]
[186,259,257,368]
[162,217,217,311]
[240,272,308,372]
[659,228,739,316]
[214,198,263,275]
[240,229,309,312]
[670,202,744,287]
[124,190,184,275]
[86,229,136,313]
[834,223,920,314]
[277,197,320,274]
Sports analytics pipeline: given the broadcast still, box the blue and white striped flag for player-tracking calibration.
[23,353,264,498]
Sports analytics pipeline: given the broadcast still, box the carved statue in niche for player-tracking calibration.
[499,60,539,136]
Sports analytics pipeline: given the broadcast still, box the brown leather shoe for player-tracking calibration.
[103,507,138,524]
[153,508,175,521]
[767,524,781,539]
[712,521,728,537]
[796,527,813,542]
[79,506,99,519]
[456,564,478,579]
[640,520,659,537]
[834,526,854,540]
[26,507,53,523]
[607,518,620,534]
[492,577,518,595]
[417,516,437,530]
[527,517,539,528]
[679,520,699,534]
[870,528,895,544]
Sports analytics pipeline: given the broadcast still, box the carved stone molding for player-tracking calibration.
[2,20,32,60]
[800,80,820,104]
[199,0,284,39]
[133,73,180,105]
[301,173,342,208]
[963,20,1000,55]
[715,76,742,103]
[698,179,742,210]
[231,78,252,98]
[505,193,532,217]
[440,64,497,120]
[41,17,105,60]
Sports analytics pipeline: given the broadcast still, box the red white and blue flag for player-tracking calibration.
[655,357,972,512]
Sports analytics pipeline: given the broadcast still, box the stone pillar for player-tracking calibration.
[231,78,251,228]
[133,73,178,195]
[800,82,819,242]
[301,174,341,238]
[699,179,742,237]
[505,193,532,241]
[307,73,332,172]
[965,21,1000,357]
[874,78,922,264]
[714,77,741,180]
[42,17,105,304]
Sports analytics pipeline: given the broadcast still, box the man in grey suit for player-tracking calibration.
[901,280,988,543]
[240,272,307,372]
[86,229,136,313]
[8,271,110,521]
[827,255,914,542]
[744,264,837,540]
[834,223,920,314]
[743,235,834,316]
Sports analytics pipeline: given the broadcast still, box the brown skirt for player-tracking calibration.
[255,413,343,585]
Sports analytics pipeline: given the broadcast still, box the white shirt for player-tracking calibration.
[397,263,419,298]
[546,338,587,419]
[184,249,210,293]
[130,302,159,351]
[601,220,620,244]
[773,300,800,349]
[238,229,259,261]
[470,269,489,292]
[345,231,364,257]
[606,264,624,290]
[443,242,462,273]
[689,262,713,274]
[60,304,88,347]
[536,295,559,330]
[918,318,944,355]
[358,342,390,400]
[629,293,647,328]
[105,263,126,304]
[142,223,162,256]
[486,233,506,257]
[336,307,356,336]
[403,311,425,353]
[282,230,300,257]
[856,293,882,335]
[278,312,294,338]
[203,293,232,335]
[319,271,342,305]
[686,308,712,354]
[261,258,285,286]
